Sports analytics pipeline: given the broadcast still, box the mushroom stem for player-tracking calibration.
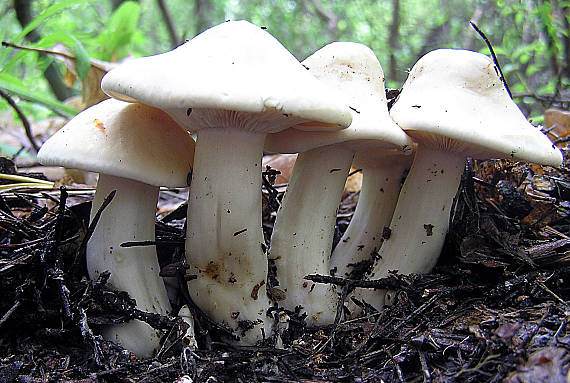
[330,162,408,279]
[269,145,353,325]
[186,127,271,343]
[88,174,171,358]
[359,146,465,309]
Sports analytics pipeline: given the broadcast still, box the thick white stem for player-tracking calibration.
[330,163,407,278]
[269,145,353,325]
[88,174,171,358]
[186,128,271,344]
[357,146,465,310]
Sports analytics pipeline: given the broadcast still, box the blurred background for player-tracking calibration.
[0,0,568,158]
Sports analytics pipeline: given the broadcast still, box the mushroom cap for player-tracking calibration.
[38,99,195,187]
[390,49,563,166]
[101,20,352,134]
[265,42,413,153]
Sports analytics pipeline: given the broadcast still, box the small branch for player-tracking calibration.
[0,88,39,152]
[511,92,570,104]
[0,301,21,327]
[470,21,512,99]
[2,41,112,72]
[76,190,116,258]
[155,0,179,47]
[2,40,76,59]
[120,239,184,247]
[388,0,401,81]
[304,273,406,290]
[304,0,338,39]
[53,186,72,319]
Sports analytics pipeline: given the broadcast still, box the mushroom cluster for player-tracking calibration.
[38,99,195,357]
[101,20,352,344]
[37,20,562,357]
[356,49,563,310]
[265,41,412,325]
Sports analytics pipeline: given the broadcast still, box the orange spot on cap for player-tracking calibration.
[93,119,105,133]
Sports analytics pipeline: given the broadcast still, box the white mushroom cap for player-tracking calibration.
[390,49,562,166]
[101,20,352,134]
[38,99,195,187]
[265,42,413,153]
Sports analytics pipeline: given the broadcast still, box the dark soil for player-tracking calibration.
[1,155,569,383]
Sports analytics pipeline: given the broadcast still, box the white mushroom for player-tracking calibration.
[101,20,352,343]
[37,99,195,357]
[360,49,563,310]
[330,149,413,279]
[265,42,412,325]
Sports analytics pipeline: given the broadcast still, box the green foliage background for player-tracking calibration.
[0,0,568,123]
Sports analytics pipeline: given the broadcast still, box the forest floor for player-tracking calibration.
[1,145,570,382]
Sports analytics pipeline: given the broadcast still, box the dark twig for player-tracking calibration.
[380,293,442,338]
[419,350,431,383]
[156,0,179,47]
[348,168,362,177]
[312,282,354,354]
[178,265,237,340]
[0,301,21,327]
[50,186,72,319]
[76,190,116,259]
[0,237,45,248]
[76,306,105,366]
[0,87,39,152]
[305,273,407,290]
[120,239,184,247]
[470,21,512,99]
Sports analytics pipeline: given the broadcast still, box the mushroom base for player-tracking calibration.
[186,127,272,344]
[354,146,465,311]
[88,174,171,358]
[330,162,408,279]
[269,145,354,326]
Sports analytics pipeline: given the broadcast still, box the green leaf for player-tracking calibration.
[0,73,78,117]
[96,1,141,61]
[479,46,507,56]
[526,63,540,76]
[14,0,93,43]
[36,32,81,48]
[0,142,35,159]
[66,35,90,80]
[4,33,90,80]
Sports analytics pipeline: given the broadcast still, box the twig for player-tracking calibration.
[311,282,353,355]
[51,186,72,319]
[0,237,46,248]
[1,40,110,71]
[120,239,184,248]
[418,350,431,383]
[0,301,21,327]
[470,21,512,99]
[305,273,406,290]
[0,173,52,185]
[348,168,362,177]
[383,346,405,383]
[383,293,442,338]
[537,281,567,306]
[155,0,179,47]
[178,263,237,339]
[0,88,39,152]
[76,190,116,258]
[76,306,105,366]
